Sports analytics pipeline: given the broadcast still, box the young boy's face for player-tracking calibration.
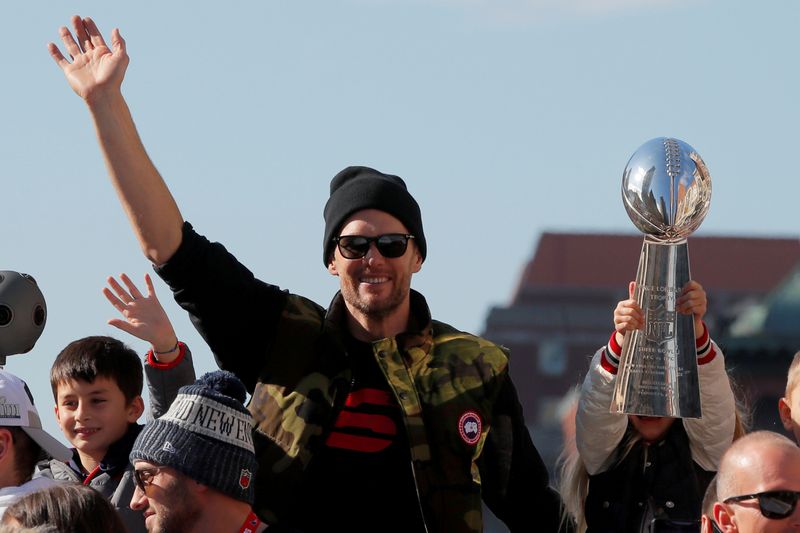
[54,376,143,461]
[779,388,800,445]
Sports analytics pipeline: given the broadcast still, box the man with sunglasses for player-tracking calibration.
[50,15,562,533]
[714,431,800,532]
[129,371,272,533]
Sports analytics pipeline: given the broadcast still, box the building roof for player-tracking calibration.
[729,265,800,339]
[516,232,800,301]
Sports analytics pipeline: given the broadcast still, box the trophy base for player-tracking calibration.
[610,237,701,419]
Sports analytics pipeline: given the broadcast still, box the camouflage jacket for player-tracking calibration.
[157,223,562,532]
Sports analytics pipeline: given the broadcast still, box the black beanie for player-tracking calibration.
[129,371,258,504]
[323,166,426,265]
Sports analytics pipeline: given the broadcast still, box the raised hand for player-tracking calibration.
[48,15,128,102]
[103,273,178,358]
[676,280,707,338]
[48,15,185,267]
[613,281,643,344]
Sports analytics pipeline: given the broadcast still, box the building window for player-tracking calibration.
[538,340,566,376]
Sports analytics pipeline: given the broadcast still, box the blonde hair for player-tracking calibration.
[557,427,643,532]
[558,401,749,532]
[785,351,800,398]
[732,394,751,442]
[557,435,588,533]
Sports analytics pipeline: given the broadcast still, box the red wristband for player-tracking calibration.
[146,342,186,370]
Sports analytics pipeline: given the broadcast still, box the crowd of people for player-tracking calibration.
[0,13,796,533]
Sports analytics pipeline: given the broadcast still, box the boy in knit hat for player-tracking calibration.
[129,371,268,533]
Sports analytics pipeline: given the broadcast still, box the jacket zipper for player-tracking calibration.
[409,457,431,533]
[376,345,430,533]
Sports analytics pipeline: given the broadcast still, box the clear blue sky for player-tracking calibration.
[3,0,798,443]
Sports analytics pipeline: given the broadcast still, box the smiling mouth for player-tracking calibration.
[74,428,99,437]
[360,277,389,284]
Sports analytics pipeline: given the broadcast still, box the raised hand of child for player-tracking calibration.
[613,281,642,345]
[676,280,707,339]
[103,273,179,360]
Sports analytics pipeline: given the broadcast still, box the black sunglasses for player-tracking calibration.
[724,490,800,519]
[333,234,414,260]
[133,467,165,492]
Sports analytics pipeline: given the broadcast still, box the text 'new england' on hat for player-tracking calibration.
[130,370,258,504]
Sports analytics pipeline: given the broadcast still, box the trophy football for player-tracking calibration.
[611,138,712,418]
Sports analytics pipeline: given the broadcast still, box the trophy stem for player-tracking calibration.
[611,237,701,418]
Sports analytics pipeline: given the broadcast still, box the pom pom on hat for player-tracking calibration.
[130,370,257,504]
[197,370,247,404]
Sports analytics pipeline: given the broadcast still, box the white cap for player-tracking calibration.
[0,370,70,462]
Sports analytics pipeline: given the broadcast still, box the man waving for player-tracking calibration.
[50,16,562,532]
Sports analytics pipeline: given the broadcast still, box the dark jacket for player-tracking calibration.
[155,222,563,532]
[38,424,146,533]
[584,422,715,532]
[576,334,735,533]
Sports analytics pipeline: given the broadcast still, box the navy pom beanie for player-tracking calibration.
[130,371,257,504]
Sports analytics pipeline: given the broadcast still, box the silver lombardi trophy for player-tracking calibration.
[611,138,712,418]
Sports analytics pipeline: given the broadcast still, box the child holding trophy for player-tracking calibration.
[560,280,736,533]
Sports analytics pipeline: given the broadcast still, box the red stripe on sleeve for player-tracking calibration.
[697,345,717,365]
[608,331,622,357]
[601,350,619,375]
[695,322,709,348]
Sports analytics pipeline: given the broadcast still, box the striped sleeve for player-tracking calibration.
[602,322,715,374]
[695,322,716,365]
[601,331,621,375]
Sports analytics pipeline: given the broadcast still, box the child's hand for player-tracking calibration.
[676,280,707,338]
[103,273,178,358]
[613,281,642,345]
